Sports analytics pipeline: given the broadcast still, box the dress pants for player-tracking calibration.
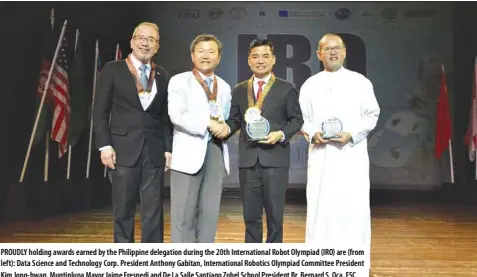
[170,140,225,243]
[239,162,289,243]
[108,143,164,243]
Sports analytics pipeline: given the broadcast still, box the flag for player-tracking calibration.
[465,58,477,161]
[50,31,70,157]
[67,29,87,148]
[32,10,55,145]
[435,64,452,159]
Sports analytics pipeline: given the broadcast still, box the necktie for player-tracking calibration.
[256,80,265,100]
[139,64,148,90]
[205,77,213,90]
[205,78,214,141]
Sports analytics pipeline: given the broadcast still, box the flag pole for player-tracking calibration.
[67,29,80,180]
[441,64,455,184]
[103,43,121,178]
[474,57,477,180]
[448,139,454,183]
[20,19,68,183]
[44,131,49,182]
[86,39,99,179]
[446,62,454,184]
[44,8,55,183]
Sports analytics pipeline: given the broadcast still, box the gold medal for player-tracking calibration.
[246,73,276,111]
[244,106,261,123]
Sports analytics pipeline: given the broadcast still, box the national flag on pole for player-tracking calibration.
[50,31,70,157]
[33,9,55,145]
[435,64,452,159]
[68,29,88,148]
[465,58,477,162]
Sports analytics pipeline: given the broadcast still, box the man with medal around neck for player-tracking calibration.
[93,22,172,243]
[167,34,231,243]
[220,39,303,243]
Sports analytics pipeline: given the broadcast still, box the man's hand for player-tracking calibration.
[312,132,329,145]
[164,152,172,171]
[101,148,116,170]
[258,131,283,145]
[208,120,230,139]
[329,132,352,145]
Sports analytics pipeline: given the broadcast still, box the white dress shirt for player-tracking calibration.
[130,54,157,111]
[253,73,272,99]
[197,71,215,90]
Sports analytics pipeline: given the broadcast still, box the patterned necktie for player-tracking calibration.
[139,64,148,90]
[205,77,216,141]
[204,77,213,90]
[256,80,265,100]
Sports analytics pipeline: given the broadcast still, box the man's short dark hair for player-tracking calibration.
[248,38,274,55]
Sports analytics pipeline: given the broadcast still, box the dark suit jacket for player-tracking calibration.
[226,77,303,168]
[93,60,173,167]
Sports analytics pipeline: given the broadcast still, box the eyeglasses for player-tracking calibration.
[320,46,345,54]
[134,35,158,44]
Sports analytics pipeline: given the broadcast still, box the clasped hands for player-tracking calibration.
[208,120,283,145]
[309,131,352,145]
[208,120,230,139]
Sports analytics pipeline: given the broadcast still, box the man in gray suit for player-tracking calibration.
[167,34,231,243]
[221,39,303,243]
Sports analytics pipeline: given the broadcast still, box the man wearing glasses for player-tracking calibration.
[299,34,380,276]
[94,22,173,243]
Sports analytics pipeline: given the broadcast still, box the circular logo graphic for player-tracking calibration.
[381,8,398,21]
[209,8,223,20]
[335,8,351,20]
[230,7,247,20]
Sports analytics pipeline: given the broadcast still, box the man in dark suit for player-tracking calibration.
[93,22,172,243]
[218,39,303,243]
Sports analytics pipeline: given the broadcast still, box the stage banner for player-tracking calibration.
[150,2,453,189]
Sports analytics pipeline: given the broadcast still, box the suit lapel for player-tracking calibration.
[120,61,143,108]
[260,79,277,113]
[145,68,164,111]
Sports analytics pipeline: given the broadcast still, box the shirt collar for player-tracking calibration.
[130,54,150,71]
[324,66,345,75]
[196,70,215,81]
[253,73,272,85]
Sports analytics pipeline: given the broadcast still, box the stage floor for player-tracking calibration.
[1,199,476,276]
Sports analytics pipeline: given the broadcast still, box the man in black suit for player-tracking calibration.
[93,22,172,243]
[217,39,303,243]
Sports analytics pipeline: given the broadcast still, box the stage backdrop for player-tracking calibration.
[148,1,454,189]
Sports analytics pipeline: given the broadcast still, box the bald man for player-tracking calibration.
[299,34,380,276]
